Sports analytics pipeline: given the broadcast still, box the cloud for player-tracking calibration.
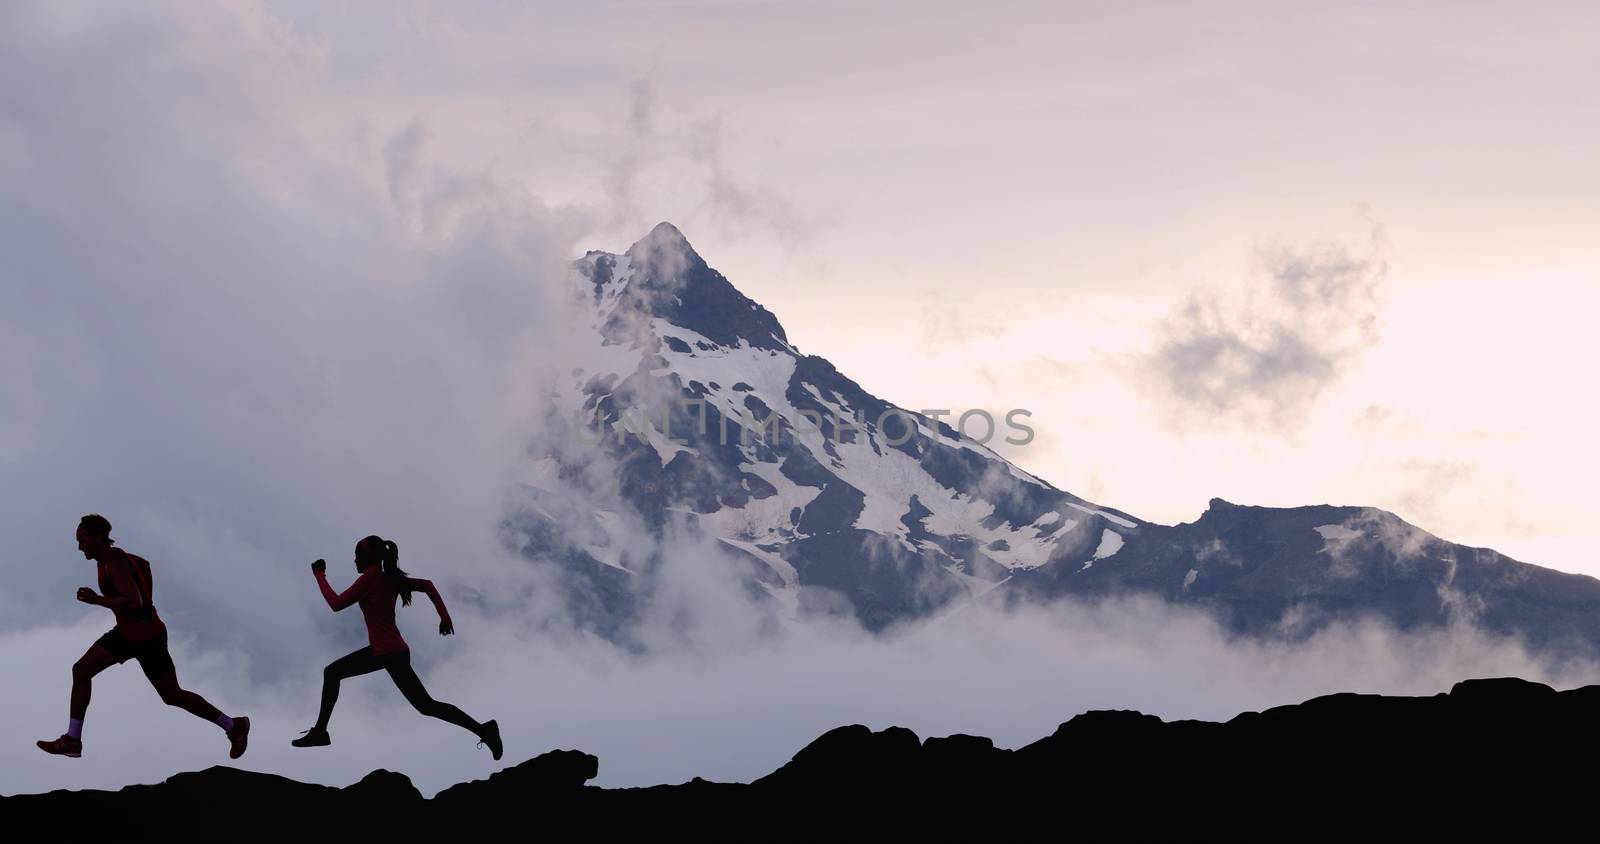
[1141,219,1390,430]
[1393,459,1478,528]
[685,114,810,248]
[1314,507,1493,627]
[919,295,1008,347]
[603,77,659,228]
[594,75,810,249]
[0,1,586,667]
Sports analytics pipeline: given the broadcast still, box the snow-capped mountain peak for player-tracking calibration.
[580,223,792,353]
[522,224,1600,653]
[534,224,1142,629]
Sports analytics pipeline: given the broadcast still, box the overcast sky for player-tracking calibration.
[2,0,1597,796]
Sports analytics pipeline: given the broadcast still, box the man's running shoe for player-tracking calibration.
[227,716,251,759]
[477,719,503,761]
[290,728,331,748]
[37,735,82,758]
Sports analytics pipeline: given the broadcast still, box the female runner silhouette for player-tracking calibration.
[292,535,501,759]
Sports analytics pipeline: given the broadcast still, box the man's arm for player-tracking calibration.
[79,561,144,611]
[316,568,370,612]
[409,578,454,635]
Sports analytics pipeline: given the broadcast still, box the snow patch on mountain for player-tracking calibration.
[690,466,818,545]
[1315,524,1363,541]
[1093,529,1125,559]
[1067,503,1139,529]
[1076,529,1126,573]
[585,510,632,572]
[718,537,798,588]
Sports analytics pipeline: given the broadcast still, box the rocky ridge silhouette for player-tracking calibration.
[6,678,1594,841]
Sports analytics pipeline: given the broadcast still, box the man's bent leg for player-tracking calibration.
[41,642,119,756]
[71,643,120,722]
[138,630,229,725]
[149,670,224,724]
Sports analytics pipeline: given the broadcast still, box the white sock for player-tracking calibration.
[67,718,83,741]
[216,714,234,732]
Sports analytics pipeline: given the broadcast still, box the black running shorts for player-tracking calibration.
[94,627,177,681]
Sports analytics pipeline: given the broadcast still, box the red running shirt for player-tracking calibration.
[313,569,451,655]
[316,569,409,655]
[98,548,166,642]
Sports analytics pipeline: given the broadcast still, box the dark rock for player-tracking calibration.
[9,679,1592,841]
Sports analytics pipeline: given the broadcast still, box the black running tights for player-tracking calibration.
[313,647,482,738]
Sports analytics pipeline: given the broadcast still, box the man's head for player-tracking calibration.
[76,514,114,560]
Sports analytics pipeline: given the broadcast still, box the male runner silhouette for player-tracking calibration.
[292,535,501,760]
[36,515,249,759]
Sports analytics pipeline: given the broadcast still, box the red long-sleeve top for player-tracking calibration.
[315,568,449,655]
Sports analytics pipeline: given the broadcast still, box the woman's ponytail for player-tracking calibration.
[367,535,413,606]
